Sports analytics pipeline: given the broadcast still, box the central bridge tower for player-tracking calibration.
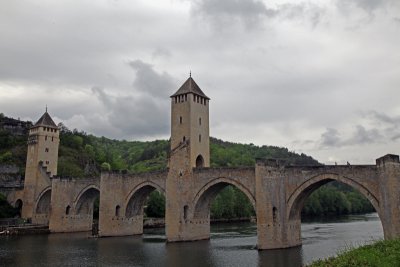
[166,75,211,241]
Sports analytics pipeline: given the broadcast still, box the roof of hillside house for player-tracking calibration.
[171,76,210,99]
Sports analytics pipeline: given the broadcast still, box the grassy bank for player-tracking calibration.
[308,238,400,267]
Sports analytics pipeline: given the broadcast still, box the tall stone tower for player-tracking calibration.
[166,75,211,241]
[170,75,210,168]
[21,110,59,219]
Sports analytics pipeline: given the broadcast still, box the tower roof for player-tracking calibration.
[33,111,57,128]
[171,77,210,100]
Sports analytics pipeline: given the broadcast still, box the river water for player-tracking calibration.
[0,213,383,267]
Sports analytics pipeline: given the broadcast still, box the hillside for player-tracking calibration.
[0,114,319,177]
[0,114,374,219]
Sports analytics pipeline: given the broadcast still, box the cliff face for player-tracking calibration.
[0,115,32,136]
[0,164,24,196]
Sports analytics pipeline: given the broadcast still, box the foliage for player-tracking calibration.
[145,191,165,218]
[308,238,400,267]
[101,162,111,171]
[302,182,375,217]
[0,193,19,218]
[0,115,376,220]
[211,186,255,219]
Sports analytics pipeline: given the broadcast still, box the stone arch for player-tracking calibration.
[35,187,52,214]
[195,155,204,168]
[125,181,165,218]
[193,177,256,219]
[287,173,381,221]
[74,185,100,215]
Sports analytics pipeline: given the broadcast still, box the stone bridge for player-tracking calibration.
[8,76,400,250]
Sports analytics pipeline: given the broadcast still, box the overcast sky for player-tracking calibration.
[1,0,399,164]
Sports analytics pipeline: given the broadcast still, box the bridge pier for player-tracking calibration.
[377,154,400,240]
[255,160,301,249]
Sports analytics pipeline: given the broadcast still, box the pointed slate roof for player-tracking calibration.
[33,111,57,128]
[171,77,210,100]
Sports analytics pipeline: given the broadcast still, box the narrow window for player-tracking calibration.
[52,137,54,142]
[45,161,49,165]
[183,205,189,221]
[180,116,182,124]
[45,136,47,141]
[183,136,186,142]
[66,205,71,215]
[45,148,49,153]
[115,205,121,217]
[199,118,201,125]
[185,94,187,101]
[199,134,201,143]
[273,207,278,225]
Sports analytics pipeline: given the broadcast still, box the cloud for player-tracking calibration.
[191,0,276,29]
[320,128,341,148]
[128,60,175,98]
[87,60,175,139]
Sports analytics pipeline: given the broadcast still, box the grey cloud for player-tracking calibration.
[191,0,276,28]
[129,60,175,98]
[320,125,383,148]
[321,128,341,147]
[344,125,382,145]
[88,60,175,138]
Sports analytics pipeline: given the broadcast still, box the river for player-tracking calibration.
[0,213,383,267]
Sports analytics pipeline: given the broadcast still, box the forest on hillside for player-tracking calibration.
[0,115,375,219]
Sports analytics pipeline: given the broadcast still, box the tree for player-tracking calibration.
[145,191,165,217]
[101,162,111,171]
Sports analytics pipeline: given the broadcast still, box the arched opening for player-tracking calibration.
[126,184,165,219]
[75,187,100,216]
[193,180,256,222]
[65,205,71,215]
[115,205,121,217]
[75,187,100,234]
[35,189,51,214]
[287,176,383,255]
[195,155,204,168]
[14,199,23,217]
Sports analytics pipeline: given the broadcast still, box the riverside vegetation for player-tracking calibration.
[308,238,400,267]
[0,114,374,219]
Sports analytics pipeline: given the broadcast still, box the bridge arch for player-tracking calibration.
[287,173,381,221]
[35,187,52,214]
[74,185,100,215]
[125,181,165,218]
[193,177,256,219]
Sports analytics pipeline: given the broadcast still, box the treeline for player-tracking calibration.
[302,182,375,217]
[0,115,375,219]
[142,182,375,220]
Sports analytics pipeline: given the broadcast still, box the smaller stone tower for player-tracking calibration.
[170,75,210,168]
[21,109,59,219]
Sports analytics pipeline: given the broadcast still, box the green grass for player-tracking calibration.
[308,239,400,267]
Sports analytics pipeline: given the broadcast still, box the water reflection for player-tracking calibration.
[258,247,302,267]
[0,213,383,267]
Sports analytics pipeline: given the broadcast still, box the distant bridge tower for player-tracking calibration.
[21,110,59,221]
[166,75,211,241]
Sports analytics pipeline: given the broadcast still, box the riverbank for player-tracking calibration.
[308,238,400,266]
